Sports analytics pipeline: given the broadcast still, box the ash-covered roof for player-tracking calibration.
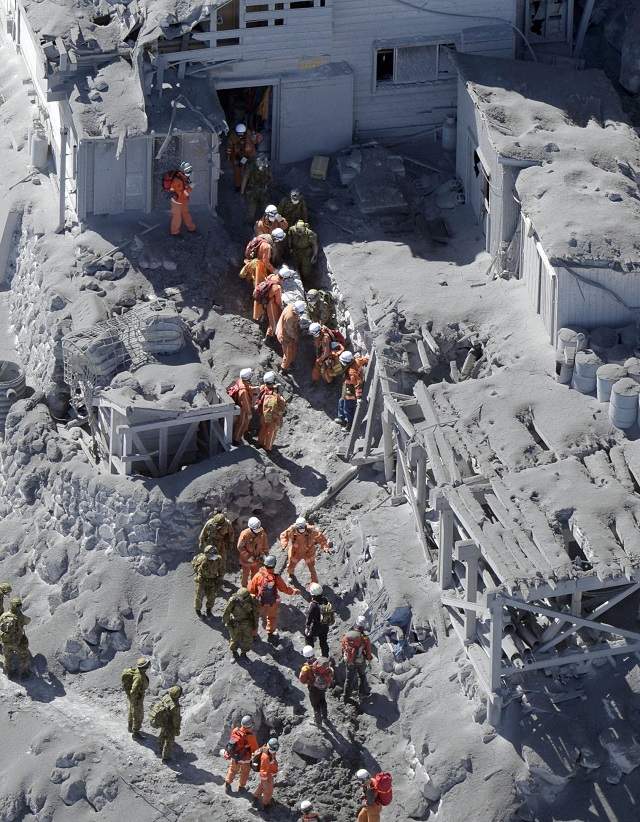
[452,53,640,268]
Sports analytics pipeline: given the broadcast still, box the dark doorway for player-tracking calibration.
[217,84,273,157]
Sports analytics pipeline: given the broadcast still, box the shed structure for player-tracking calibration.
[452,53,640,344]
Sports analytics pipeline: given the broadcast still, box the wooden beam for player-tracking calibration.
[397,445,434,563]
[421,324,440,355]
[129,429,160,477]
[574,0,595,56]
[437,498,454,590]
[383,395,416,439]
[455,539,481,641]
[502,641,640,675]
[168,421,199,473]
[381,407,394,483]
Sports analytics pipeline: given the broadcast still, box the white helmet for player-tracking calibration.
[302,645,315,659]
[339,351,354,366]
[248,517,262,533]
[180,161,192,176]
[264,204,278,217]
[309,583,323,597]
[356,615,367,629]
[267,737,279,751]
[356,769,370,781]
[240,367,253,380]
[263,555,277,568]
[293,301,306,316]
[263,371,276,384]
[295,517,307,531]
[300,801,313,812]
[271,228,286,243]
[279,264,293,279]
[308,322,322,338]
[235,123,247,135]
[241,715,253,727]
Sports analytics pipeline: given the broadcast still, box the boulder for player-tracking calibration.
[60,778,86,806]
[290,725,333,762]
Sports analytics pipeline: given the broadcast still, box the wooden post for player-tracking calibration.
[455,540,480,642]
[382,407,394,483]
[363,370,380,456]
[571,591,582,616]
[416,445,427,515]
[394,443,404,500]
[488,594,504,728]
[159,428,168,474]
[436,496,454,590]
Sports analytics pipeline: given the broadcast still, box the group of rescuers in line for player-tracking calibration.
[163,127,369,452]
[2,133,390,819]
[0,507,392,821]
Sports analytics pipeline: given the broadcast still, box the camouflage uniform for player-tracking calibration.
[192,547,223,616]
[0,597,30,678]
[222,588,259,658]
[307,289,336,328]
[278,194,309,227]
[153,686,182,762]
[244,161,272,223]
[288,221,318,281]
[198,513,234,571]
[124,658,150,736]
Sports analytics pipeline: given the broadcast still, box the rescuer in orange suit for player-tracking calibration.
[169,164,196,236]
[237,517,269,588]
[279,517,331,585]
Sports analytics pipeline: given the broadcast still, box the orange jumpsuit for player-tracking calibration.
[312,327,344,383]
[280,524,330,584]
[224,726,259,788]
[240,259,268,321]
[247,567,295,634]
[276,304,301,371]
[251,234,277,275]
[357,782,382,822]
[237,527,269,588]
[252,272,283,334]
[230,378,254,444]
[169,176,196,236]
[255,215,288,236]
[253,746,279,807]
[227,131,261,189]
[256,385,286,452]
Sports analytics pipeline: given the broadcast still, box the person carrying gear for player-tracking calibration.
[335,351,368,430]
[306,289,337,328]
[149,685,182,762]
[237,517,269,587]
[256,372,287,452]
[356,769,393,821]
[222,587,260,660]
[244,231,282,278]
[255,204,288,237]
[247,555,297,643]
[198,512,234,571]
[251,270,283,339]
[227,368,256,445]
[227,123,261,191]
[276,300,306,372]
[165,166,196,237]
[342,619,373,703]
[0,581,12,614]
[305,582,334,658]
[288,220,318,282]
[121,657,151,738]
[252,737,279,811]
[299,799,321,821]
[280,517,331,585]
[299,646,334,726]
[279,189,308,227]
[0,597,30,678]
[242,154,272,223]
[192,545,223,618]
[224,715,259,793]
[309,323,345,383]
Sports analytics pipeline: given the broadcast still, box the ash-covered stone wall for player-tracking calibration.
[0,397,288,572]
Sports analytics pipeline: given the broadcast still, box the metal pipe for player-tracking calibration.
[57,127,68,234]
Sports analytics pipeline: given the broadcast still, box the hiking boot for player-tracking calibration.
[131,731,143,740]
[224,782,233,795]
[205,608,212,617]
[267,633,279,646]
[195,609,202,618]
[231,648,240,662]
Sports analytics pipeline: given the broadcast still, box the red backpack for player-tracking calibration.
[226,380,242,402]
[245,235,268,260]
[226,727,251,761]
[327,328,347,347]
[341,632,366,664]
[371,772,393,806]
[253,279,273,304]
[310,660,333,690]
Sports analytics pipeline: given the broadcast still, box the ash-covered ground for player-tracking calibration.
[1,29,640,822]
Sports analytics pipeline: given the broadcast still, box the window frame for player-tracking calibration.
[373,38,458,91]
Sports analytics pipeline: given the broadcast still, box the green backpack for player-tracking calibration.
[149,695,173,729]
[121,667,137,695]
[319,602,335,626]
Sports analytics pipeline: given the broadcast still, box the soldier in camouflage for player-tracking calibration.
[152,685,182,762]
[198,512,234,571]
[288,220,318,282]
[123,657,151,738]
[242,155,272,223]
[278,189,309,227]
[222,587,259,661]
[306,289,336,328]
[192,546,224,618]
[0,597,31,678]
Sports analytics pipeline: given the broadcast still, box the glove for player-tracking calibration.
[240,157,248,166]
